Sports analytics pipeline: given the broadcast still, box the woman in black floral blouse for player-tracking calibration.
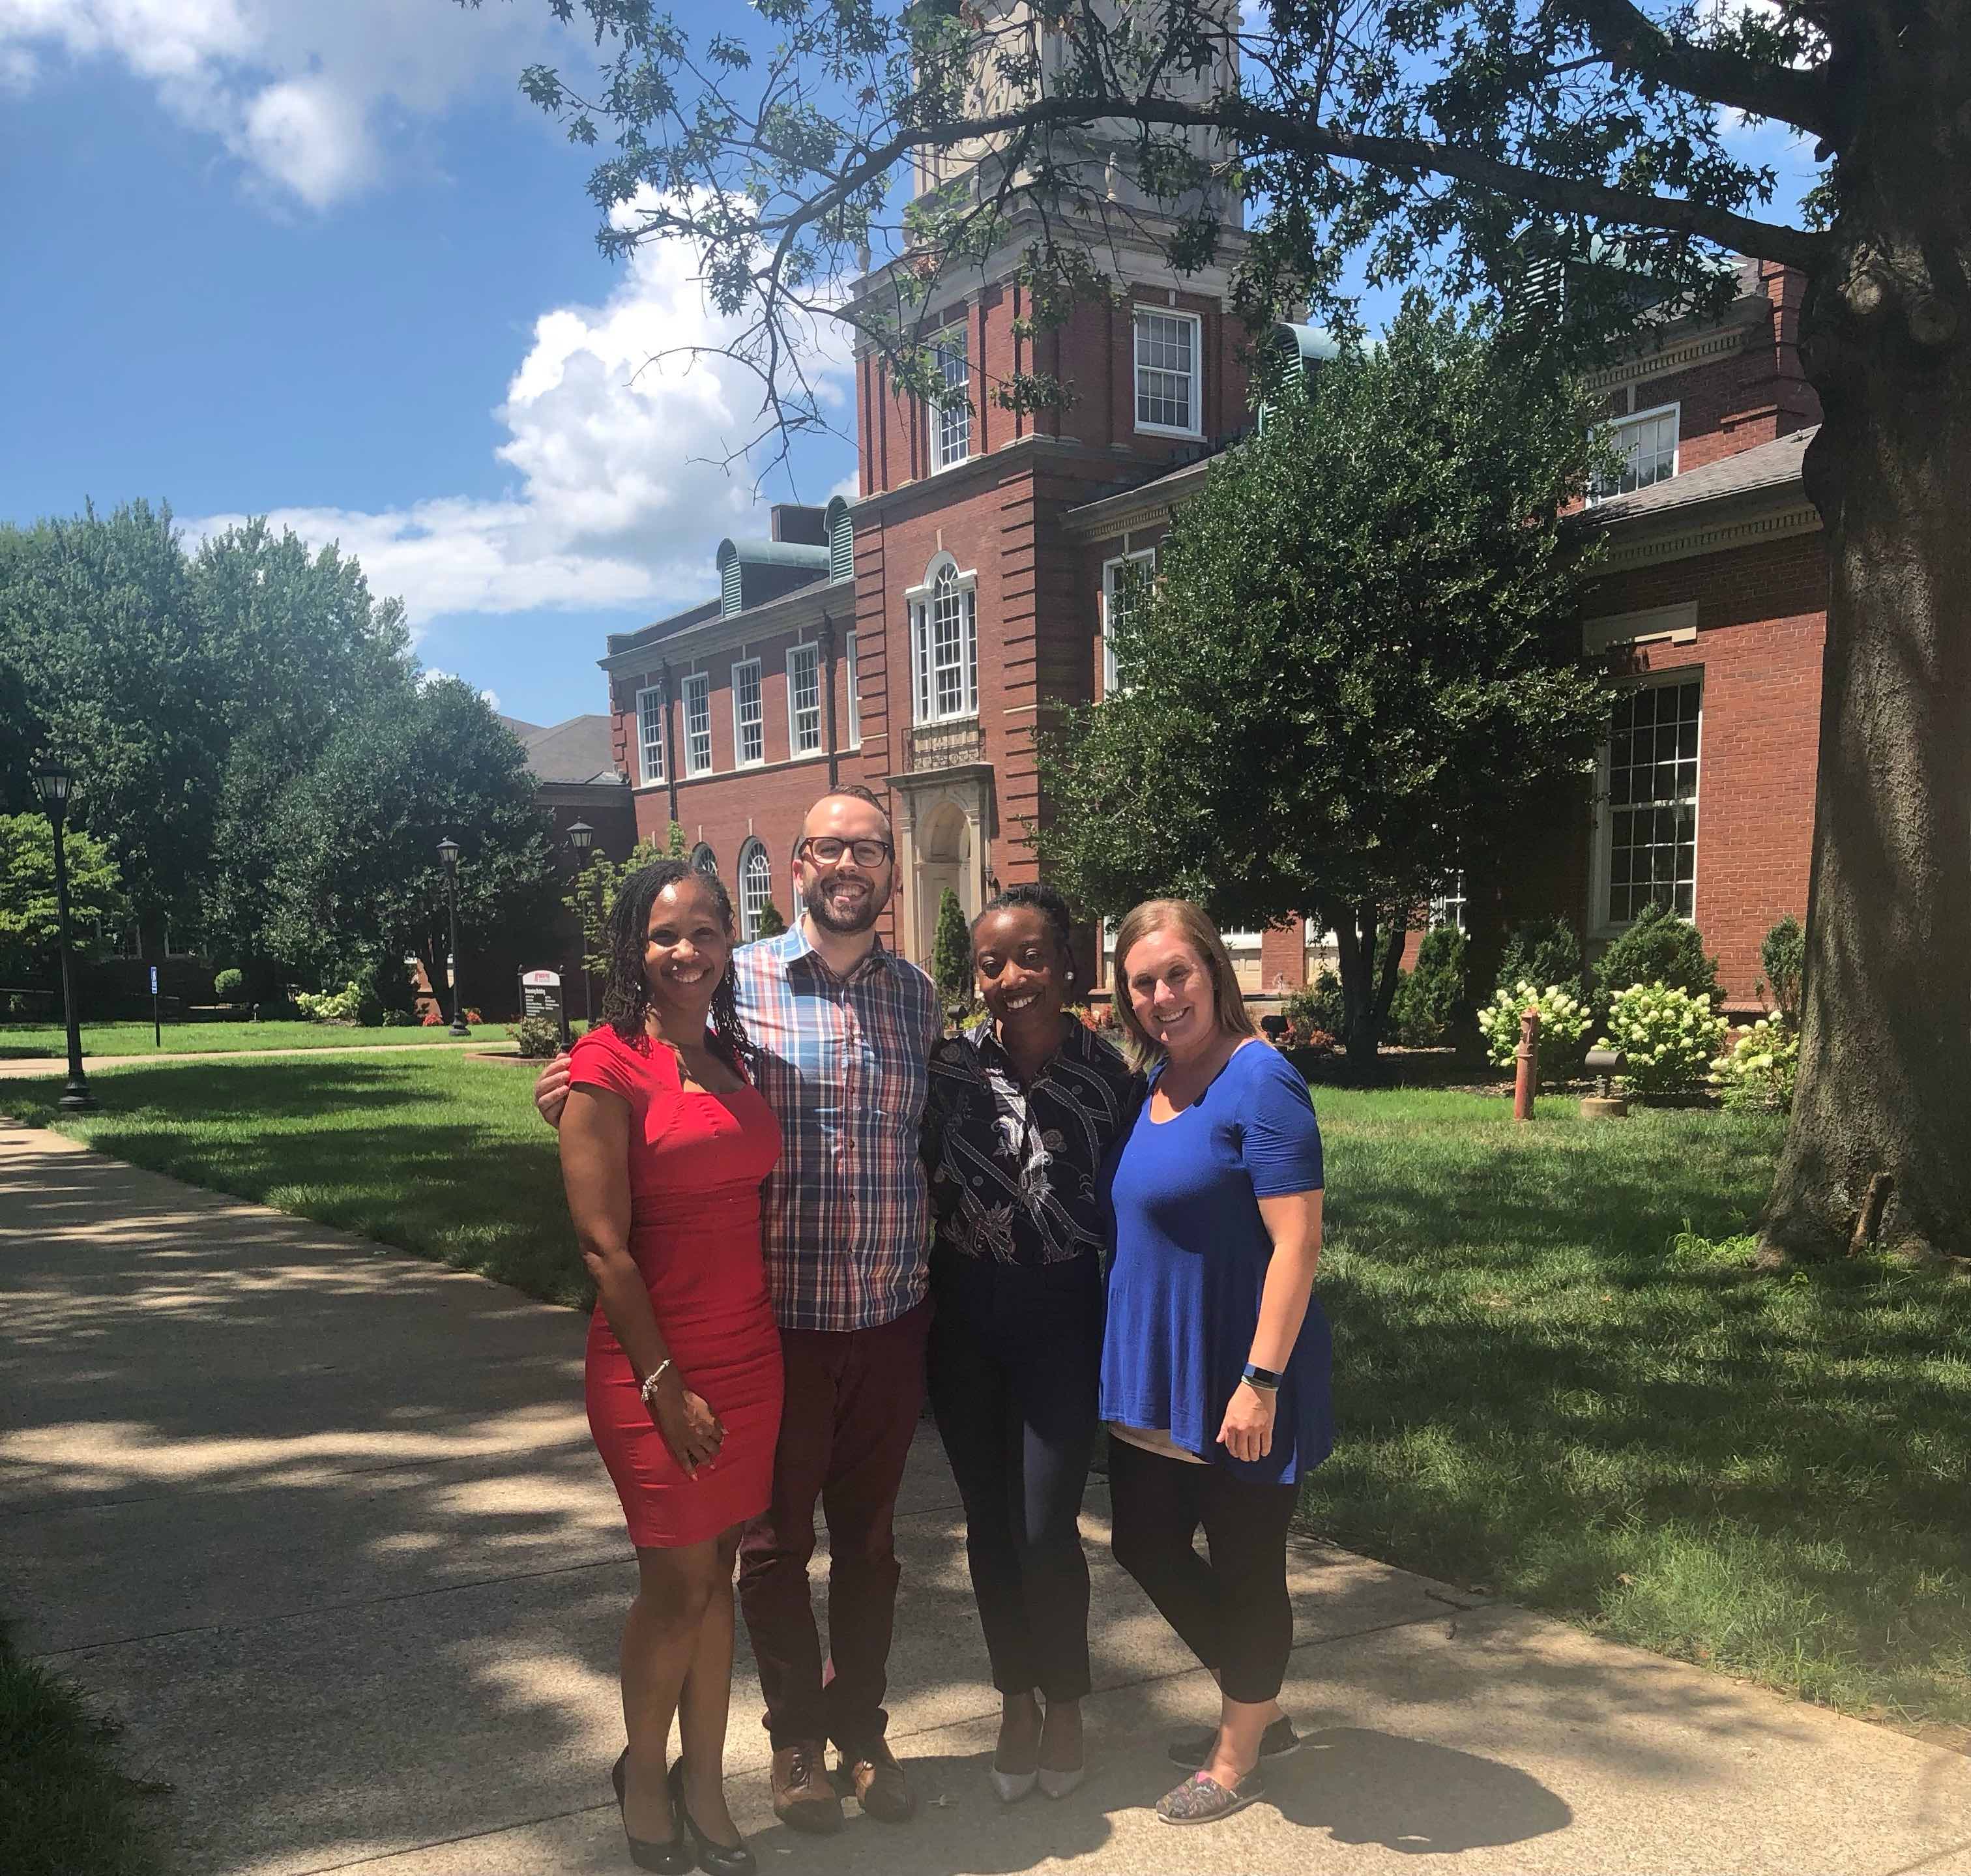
[922,883,1142,1805]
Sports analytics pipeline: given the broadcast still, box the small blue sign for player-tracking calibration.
[149,965,158,995]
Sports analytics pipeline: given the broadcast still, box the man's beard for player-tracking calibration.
[803,871,887,935]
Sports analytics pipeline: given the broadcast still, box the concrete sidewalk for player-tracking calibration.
[3,1118,1967,1876]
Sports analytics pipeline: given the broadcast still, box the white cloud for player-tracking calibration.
[184,205,854,632]
[0,0,548,207]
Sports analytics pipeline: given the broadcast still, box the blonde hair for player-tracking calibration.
[1110,898,1259,1072]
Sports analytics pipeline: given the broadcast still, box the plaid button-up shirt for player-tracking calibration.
[733,921,941,1333]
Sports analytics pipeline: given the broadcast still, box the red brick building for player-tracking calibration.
[594,187,1825,1014]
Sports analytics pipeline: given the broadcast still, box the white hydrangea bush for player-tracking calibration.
[1597,982,1729,1094]
[1476,980,1590,1072]
[1712,1016,1800,1113]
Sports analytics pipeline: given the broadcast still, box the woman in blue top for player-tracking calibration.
[1100,898,1329,1828]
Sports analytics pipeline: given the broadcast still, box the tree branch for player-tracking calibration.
[1563,0,1835,139]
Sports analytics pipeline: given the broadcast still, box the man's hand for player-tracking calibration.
[535,1052,573,1128]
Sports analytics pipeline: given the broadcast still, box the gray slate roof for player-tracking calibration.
[1590,424,1815,525]
[502,714,624,785]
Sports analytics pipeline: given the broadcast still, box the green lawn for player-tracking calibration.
[0,1621,165,1876]
[5,1059,1966,1735]
[0,1020,501,1059]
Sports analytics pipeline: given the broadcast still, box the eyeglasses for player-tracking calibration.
[800,836,892,867]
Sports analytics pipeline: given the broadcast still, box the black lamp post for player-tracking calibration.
[32,765,93,1112]
[437,835,469,1037]
[566,820,596,1031]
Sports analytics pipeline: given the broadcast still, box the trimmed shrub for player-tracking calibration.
[1389,926,1467,1046]
[295,980,364,1023]
[1495,916,1584,1005]
[1598,982,1729,1095]
[508,1014,564,1058]
[213,967,246,1002]
[1476,980,1591,1074]
[1593,902,1721,1011]
[1759,915,1805,1023]
[1285,969,1345,1039]
[752,900,787,940]
[1713,1016,1799,1113]
[931,887,972,1011]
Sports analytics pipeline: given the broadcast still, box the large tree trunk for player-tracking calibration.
[1764,224,1971,1259]
[1332,903,1408,1076]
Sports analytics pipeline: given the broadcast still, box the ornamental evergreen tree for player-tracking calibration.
[752,898,787,940]
[931,887,972,1012]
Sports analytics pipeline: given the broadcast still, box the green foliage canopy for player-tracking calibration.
[1038,302,1607,1063]
[0,814,126,995]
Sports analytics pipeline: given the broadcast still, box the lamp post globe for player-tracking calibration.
[31,764,93,1112]
[437,835,469,1037]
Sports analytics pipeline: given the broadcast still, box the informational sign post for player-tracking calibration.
[151,964,161,1048]
[519,969,568,1049]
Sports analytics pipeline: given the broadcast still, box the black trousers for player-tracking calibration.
[1105,1431,1299,1705]
[927,1253,1102,1703]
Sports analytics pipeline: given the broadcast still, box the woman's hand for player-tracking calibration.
[534,1053,573,1128]
[1217,1381,1277,1463]
[648,1371,725,1477]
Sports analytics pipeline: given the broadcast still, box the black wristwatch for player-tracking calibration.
[1242,1362,1283,1392]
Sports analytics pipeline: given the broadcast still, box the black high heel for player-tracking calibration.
[611,1749,692,1874]
[669,1759,757,1876]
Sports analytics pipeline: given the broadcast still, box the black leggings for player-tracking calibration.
[1105,1432,1298,1705]
[927,1254,1102,1703]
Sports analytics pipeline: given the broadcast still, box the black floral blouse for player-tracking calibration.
[922,1015,1144,1267]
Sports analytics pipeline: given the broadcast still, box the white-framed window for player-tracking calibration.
[682,673,712,776]
[1135,308,1202,437]
[931,326,971,469]
[738,839,774,939]
[844,630,862,748]
[1102,549,1156,697]
[909,556,979,724]
[635,683,666,785]
[732,658,764,767]
[1590,402,1680,502]
[1429,873,1467,933]
[787,642,822,757]
[1597,675,1702,929]
[690,842,718,876]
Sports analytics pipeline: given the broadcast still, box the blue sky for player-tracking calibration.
[2,3,1818,728]
[1,0,857,725]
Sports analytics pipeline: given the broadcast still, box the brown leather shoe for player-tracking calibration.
[770,1742,843,1834]
[838,1738,915,1823]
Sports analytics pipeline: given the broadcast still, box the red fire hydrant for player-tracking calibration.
[1513,1004,1541,1123]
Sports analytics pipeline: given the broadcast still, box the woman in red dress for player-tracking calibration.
[560,859,781,1875]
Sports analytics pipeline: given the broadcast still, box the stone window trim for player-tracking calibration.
[1133,306,1204,440]
[1101,548,1158,698]
[732,656,765,769]
[845,629,862,749]
[1591,667,1704,939]
[907,551,980,726]
[634,681,667,786]
[682,672,714,778]
[787,641,823,759]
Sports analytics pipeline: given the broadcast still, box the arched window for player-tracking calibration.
[907,553,979,724]
[738,840,774,939]
[690,843,718,877]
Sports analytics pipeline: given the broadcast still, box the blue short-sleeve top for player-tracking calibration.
[1099,1040,1332,1486]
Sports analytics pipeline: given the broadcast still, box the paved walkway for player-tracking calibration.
[3,1119,1968,1876]
[0,1040,515,1079]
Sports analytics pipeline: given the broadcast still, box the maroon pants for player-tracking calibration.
[737,1298,931,1753]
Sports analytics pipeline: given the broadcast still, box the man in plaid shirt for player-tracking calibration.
[538,786,940,1834]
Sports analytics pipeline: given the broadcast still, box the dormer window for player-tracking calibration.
[1135,308,1203,438]
[1590,402,1680,502]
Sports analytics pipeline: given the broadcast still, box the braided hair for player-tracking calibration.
[971,881,1075,970]
[598,859,753,1069]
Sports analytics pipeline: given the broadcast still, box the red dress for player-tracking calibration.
[571,1023,784,1548]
